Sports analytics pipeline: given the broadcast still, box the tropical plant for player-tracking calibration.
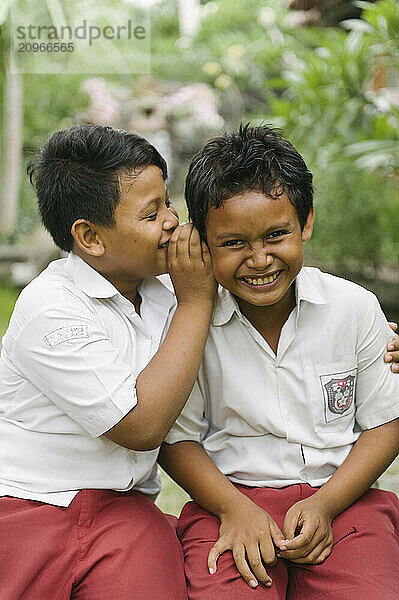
[151,0,399,272]
[1,0,398,274]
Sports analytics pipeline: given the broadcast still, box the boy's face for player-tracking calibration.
[98,165,178,282]
[205,190,314,310]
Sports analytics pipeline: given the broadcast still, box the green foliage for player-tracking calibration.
[153,0,399,272]
[1,74,90,243]
[1,0,399,272]
[156,469,190,517]
[262,1,399,269]
[0,284,19,337]
[0,0,149,243]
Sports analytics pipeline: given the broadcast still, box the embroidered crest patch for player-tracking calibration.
[324,376,355,415]
[319,368,357,423]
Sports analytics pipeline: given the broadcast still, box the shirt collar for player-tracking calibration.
[66,252,175,308]
[212,286,242,326]
[138,273,176,310]
[212,267,327,327]
[295,267,328,307]
[67,252,119,298]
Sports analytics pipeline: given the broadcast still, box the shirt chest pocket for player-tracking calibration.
[304,359,357,433]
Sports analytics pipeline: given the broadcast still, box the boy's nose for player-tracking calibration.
[163,212,179,230]
[246,250,273,270]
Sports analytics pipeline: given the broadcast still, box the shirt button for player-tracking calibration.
[129,453,138,464]
[286,414,293,424]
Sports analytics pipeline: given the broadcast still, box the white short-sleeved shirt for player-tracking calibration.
[166,267,399,488]
[0,252,176,506]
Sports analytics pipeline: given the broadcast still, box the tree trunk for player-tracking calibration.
[177,0,200,38]
[0,51,23,236]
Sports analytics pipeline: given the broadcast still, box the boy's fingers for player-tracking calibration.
[384,351,399,370]
[259,537,278,567]
[189,226,201,245]
[287,535,333,564]
[232,545,259,589]
[201,240,212,266]
[270,522,286,548]
[188,226,202,259]
[386,332,399,351]
[281,520,317,551]
[167,225,182,262]
[388,322,398,332]
[385,332,399,372]
[176,223,193,259]
[312,543,333,564]
[280,511,299,547]
[207,540,228,574]
[246,545,272,586]
[176,222,193,240]
[309,536,333,563]
[280,524,323,560]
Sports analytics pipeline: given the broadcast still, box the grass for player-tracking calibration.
[0,284,19,340]
[156,469,191,516]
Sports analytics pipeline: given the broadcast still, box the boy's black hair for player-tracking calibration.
[27,124,167,252]
[185,123,313,240]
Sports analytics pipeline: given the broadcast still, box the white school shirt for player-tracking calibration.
[0,252,176,506]
[166,267,399,488]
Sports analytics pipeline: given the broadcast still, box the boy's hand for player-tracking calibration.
[276,496,334,564]
[208,500,285,589]
[385,322,399,373]
[168,223,216,306]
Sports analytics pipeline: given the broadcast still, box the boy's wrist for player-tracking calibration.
[216,490,256,521]
[309,489,340,521]
[176,297,215,312]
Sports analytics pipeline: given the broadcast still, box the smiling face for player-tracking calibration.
[96,165,179,286]
[206,190,314,316]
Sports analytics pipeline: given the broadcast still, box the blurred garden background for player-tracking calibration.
[0,0,398,513]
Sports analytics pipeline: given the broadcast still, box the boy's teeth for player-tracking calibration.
[244,272,279,286]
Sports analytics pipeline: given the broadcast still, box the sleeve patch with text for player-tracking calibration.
[44,324,89,348]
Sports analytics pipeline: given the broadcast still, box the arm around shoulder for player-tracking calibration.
[385,322,399,373]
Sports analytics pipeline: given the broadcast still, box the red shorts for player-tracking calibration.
[177,484,399,600]
[0,489,187,600]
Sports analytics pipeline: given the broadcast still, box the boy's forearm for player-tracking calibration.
[159,440,253,518]
[312,418,399,519]
[105,301,213,451]
[135,301,214,442]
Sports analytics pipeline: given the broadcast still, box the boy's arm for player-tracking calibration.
[385,322,399,372]
[104,224,216,450]
[14,224,215,452]
[278,418,399,563]
[279,297,399,564]
[159,440,285,590]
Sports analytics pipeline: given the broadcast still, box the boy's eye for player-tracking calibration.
[222,240,244,247]
[267,230,288,239]
[147,213,158,221]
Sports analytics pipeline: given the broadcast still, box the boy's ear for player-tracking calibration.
[71,219,105,257]
[301,207,315,243]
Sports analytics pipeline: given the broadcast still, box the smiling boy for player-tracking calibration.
[159,124,399,600]
[0,125,216,599]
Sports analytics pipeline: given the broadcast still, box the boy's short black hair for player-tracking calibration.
[27,124,167,252]
[185,123,313,240]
